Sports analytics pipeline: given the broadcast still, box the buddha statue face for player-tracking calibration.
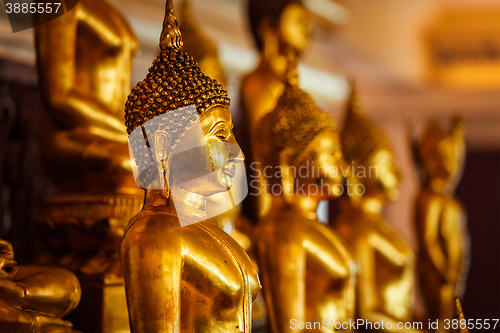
[366,149,401,202]
[420,123,465,187]
[279,2,311,55]
[341,86,401,203]
[152,105,242,197]
[294,130,346,200]
[248,0,311,56]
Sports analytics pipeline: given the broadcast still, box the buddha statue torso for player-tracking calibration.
[335,205,415,323]
[121,199,260,332]
[335,88,419,332]
[253,80,356,332]
[255,205,355,332]
[35,0,139,193]
[413,119,469,327]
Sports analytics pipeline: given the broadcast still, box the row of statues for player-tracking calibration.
[1,0,470,332]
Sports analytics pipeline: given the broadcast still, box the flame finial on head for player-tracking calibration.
[160,0,183,49]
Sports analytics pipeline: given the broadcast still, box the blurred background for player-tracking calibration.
[1,0,499,329]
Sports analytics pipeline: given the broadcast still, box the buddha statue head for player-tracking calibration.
[247,0,311,58]
[341,87,401,202]
[125,0,243,222]
[255,66,344,203]
[418,117,465,192]
[179,0,226,87]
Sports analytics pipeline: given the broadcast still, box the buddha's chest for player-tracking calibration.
[179,223,259,332]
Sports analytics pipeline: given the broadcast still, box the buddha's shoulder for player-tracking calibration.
[123,209,200,242]
[255,213,310,240]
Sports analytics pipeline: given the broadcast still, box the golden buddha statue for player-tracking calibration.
[0,238,81,332]
[242,0,311,129]
[414,118,469,329]
[179,0,226,87]
[334,88,419,332]
[34,1,139,330]
[241,0,312,219]
[253,70,356,332]
[120,1,260,331]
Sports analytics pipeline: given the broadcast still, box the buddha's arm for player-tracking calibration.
[120,228,182,332]
[444,203,469,282]
[256,238,306,333]
[0,299,73,333]
[357,244,420,333]
[11,266,80,318]
[304,236,350,279]
[419,198,448,279]
[369,232,410,268]
[34,9,128,140]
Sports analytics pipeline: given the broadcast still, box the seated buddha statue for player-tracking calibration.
[120,1,260,331]
[0,239,81,332]
[241,0,312,220]
[34,2,140,330]
[242,0,311,129]
[334,88,420,332]
[253,68,356,333]
[413,118,469,329]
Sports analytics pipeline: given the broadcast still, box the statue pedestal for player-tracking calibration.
[36,193,142,333]
[67,278,129,333]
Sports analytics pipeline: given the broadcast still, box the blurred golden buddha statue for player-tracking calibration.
[34,1,139,330]
[413,118,469,330]
[241,0,312,219]
[242,0,311,128]
[180,0,226,87]
[120,1,260,331]
[253,68,356,332]
[0,239,81,332]
[334,88,420,332]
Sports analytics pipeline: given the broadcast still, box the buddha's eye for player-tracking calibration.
[215,128,229,141]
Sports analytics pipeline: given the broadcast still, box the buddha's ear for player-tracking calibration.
[154,130,170,162]
[279,148,294,203]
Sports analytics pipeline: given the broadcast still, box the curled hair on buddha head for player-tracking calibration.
[125,0,231,190]
[255,56,337,187]
[340,84,392,169]
[247,0,301,51]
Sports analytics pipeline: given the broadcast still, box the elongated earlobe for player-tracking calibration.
[154,130,171,193]
[279,148,294,205]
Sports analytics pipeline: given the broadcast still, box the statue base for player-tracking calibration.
[67,278,129,333]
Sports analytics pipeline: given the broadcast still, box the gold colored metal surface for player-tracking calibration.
[253,76,356,332]
[334,88,419,332]
[414,118,469,329]
[180,0,227,86]
[34,1,140,331]
[241,0,312,218]
[0,239,81,332]
[120,1,260,331]
[242,0,312,128]
[450,298,469,333]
